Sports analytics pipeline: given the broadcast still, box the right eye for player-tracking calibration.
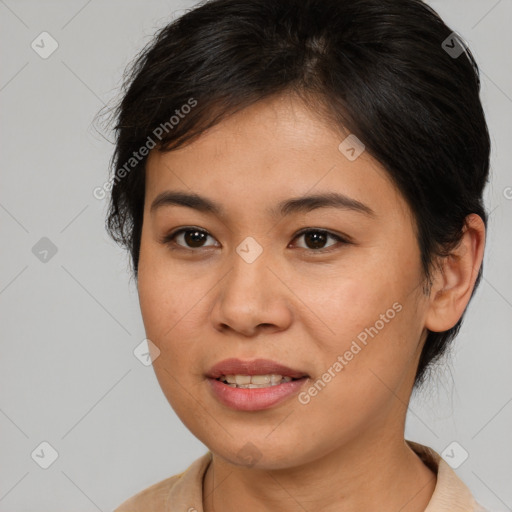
[160,227,220,250]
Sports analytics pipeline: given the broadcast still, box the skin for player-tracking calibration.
[137,93,485,512]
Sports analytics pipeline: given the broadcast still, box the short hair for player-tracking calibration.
[103,0,490,388]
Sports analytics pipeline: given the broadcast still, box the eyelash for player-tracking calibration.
[160,227,351,254]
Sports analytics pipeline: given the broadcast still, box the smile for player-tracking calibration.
[206,358,310,411]
[217,374,294,388]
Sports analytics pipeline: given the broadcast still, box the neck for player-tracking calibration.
[203,430,436,512]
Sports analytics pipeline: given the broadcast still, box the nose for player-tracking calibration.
[210,249,293,337]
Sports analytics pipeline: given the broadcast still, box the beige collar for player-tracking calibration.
[405,440,486,511]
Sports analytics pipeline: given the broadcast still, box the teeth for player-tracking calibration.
[220,374,294,388]
[230,375,251,385]
[251,375,271,385]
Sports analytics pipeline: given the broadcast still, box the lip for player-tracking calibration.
[206,358,308,380]
[206,358,309,411]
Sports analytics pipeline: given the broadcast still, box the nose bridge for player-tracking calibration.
[211,237,291,335]
[226,236,272,301]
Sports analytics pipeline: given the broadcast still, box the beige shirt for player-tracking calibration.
[114,440,487,511]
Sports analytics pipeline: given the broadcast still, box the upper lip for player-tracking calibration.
[206,358,308,379]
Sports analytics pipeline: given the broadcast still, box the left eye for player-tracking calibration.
[291,229,348,251]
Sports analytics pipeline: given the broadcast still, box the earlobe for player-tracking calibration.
[424,213,486,333]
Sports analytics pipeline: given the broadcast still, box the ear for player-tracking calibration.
[424,213,486,333]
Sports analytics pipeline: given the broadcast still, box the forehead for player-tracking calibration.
[144,94,411,223]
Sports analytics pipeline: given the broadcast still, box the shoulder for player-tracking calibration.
[113,451,212,512]
[406,440,488,512]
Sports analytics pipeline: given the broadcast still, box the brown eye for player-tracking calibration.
[303,231,329,249]
[162,228,219,249]
[183,229,208,247]
[292,229,349,251]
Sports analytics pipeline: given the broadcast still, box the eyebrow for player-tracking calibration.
[150,190,376,218]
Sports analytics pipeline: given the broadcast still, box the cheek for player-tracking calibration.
[138,271,205,357]
[293,261,405,345]
[293,254,424,392]
[322,296,424,416]
[137,254,207,418]
[137,243,188,370]
[291,301,423,452]
[137,240,225,396]
[138,235,199,334]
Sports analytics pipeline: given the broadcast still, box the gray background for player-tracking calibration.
[1,0,511,510]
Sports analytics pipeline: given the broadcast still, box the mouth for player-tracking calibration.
[206,358,309,411]
[206,357,309,381]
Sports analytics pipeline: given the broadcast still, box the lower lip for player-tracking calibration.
[207,378,308,411]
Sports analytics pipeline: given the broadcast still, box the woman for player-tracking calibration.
[106,0,490,510]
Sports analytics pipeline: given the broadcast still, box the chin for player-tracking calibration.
[200,432,320,470]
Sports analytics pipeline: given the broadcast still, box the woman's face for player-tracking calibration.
[137,94,431,469]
